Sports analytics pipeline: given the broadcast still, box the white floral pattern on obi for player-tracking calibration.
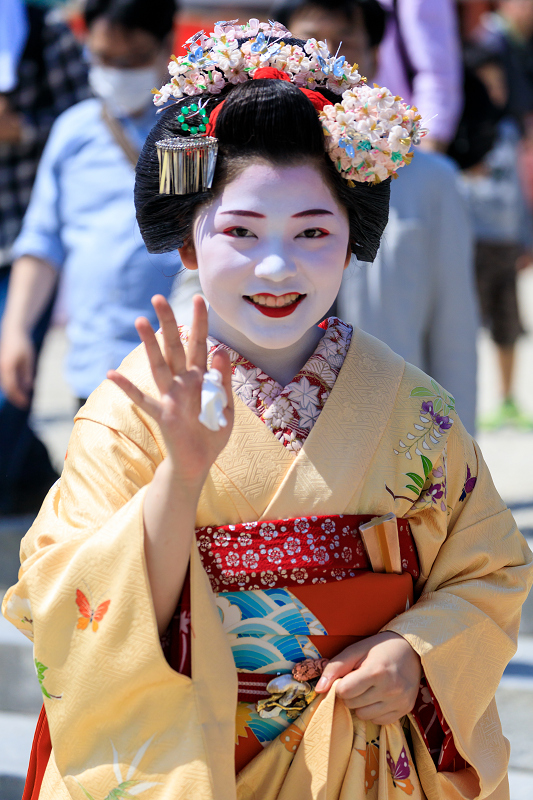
[179,317,353,453]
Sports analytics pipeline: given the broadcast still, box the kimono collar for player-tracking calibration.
[181,317,353,453]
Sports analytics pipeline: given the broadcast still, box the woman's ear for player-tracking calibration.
[178,239,199,271]
[344,244,352,270]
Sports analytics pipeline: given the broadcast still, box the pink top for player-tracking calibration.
[376,0,463,144]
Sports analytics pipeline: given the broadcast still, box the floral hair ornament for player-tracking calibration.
[319,85,427,184]
[152,19,427,193]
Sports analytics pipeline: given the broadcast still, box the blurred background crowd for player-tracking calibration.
[1,0,533,517]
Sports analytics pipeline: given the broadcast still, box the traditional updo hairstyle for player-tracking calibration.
[135,40,391,263]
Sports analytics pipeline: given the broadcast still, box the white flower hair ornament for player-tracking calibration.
[319,85,426,184]
[152,19,427,193]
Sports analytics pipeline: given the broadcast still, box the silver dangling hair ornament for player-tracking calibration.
[156,135,218,195]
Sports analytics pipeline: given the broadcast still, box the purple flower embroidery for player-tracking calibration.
[421,401,434,416]
[459,465,477,501]
[427,483,444,501]
[435,414,452,431]
[420,401,453,432]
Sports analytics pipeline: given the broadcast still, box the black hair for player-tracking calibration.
[135,45,390,263]
[274,0,387,48]
[83,0,177,41]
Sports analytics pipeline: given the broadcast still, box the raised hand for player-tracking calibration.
[107,295,235,633]
[107,294,234,489]
[315,632,422,725]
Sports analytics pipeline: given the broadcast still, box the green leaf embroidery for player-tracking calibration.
[405,485,421,494]
[409,387,434,397]
[421,455,433,478]
[77,783,97,800]
[405,472,424,488]
[77,780,141,800]
[107,782,141,800]
[35,659,62,700]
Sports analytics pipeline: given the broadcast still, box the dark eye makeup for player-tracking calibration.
[223,227,256,238]
[297,228,330,239]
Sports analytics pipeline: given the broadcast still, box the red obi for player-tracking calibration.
[164,514,467,775]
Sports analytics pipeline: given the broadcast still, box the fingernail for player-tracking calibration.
[316,676,328,691]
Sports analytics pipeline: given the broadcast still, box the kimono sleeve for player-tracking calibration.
[0,370,191,788]
[383,420,533,799]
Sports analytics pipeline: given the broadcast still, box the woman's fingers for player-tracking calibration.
[107,370,162,420]
[186,295,208,374]
[338,681,381,710]
[152,295,186,376]
[353,702,403,725]
[136,316,174,396]
[315,641,367,693]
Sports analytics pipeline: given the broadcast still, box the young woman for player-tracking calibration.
[3,20,532,800]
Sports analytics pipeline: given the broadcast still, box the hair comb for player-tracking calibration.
[156,136,218,195]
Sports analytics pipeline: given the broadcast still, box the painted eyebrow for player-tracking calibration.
[291,209,334,218]
[219,208,334,218]
[220,210,265,218]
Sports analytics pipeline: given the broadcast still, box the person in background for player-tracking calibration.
[455,44,533,430]
[375,0,463,151]
[474,0,533,132]
[0,0,89,515]
[0,0,180,435]
[280,0,479,434]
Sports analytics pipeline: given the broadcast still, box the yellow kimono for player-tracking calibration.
[2,327,532,800]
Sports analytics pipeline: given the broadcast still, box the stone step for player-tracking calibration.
[0,710,39,796]
[0,600,42,715]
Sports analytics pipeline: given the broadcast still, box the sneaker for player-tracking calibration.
[479,398,533,431]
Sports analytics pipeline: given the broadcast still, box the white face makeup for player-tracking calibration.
[189,162,351,353]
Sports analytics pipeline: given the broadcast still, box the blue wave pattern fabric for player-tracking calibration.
[216,588,326,744]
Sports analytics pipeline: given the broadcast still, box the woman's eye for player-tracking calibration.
[224,227,255,238]
[297,228,328,239]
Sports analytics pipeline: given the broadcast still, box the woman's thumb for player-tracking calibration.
[315,641,366,693]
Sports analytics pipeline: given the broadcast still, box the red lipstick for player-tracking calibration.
[244,294,305,318]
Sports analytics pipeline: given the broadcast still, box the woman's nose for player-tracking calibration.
[254,253,296,282]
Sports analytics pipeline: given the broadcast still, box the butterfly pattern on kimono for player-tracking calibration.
[459,464,477,502]
[356,737,380,794]
[387,746,415,795]
[76,588,111,632]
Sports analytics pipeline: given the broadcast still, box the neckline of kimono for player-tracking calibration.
[212,327,406,522]
[227,325,361,458]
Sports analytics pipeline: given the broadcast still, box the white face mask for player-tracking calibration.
[89,64,159,117]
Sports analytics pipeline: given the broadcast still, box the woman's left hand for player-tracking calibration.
[315,632,422,725]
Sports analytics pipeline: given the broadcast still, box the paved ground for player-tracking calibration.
[1,269,533,798]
